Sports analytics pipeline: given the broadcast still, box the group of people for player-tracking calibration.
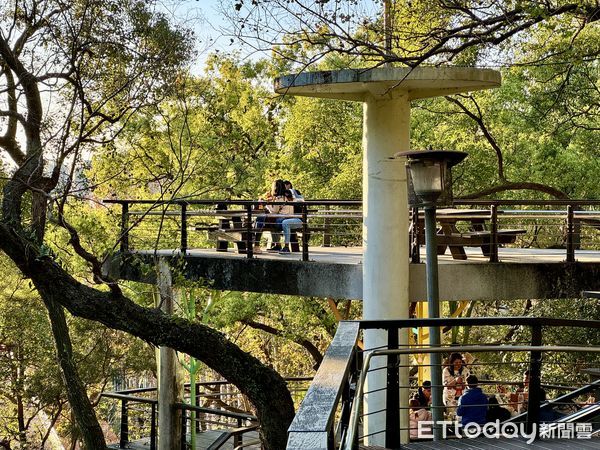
[409,352,549,438]
[253,179,304,254]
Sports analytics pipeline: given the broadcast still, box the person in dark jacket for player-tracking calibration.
[457,375,489,427]
[486,395,511,422]
[416,380,432,409]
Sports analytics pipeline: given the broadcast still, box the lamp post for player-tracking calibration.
[397,150,467,440]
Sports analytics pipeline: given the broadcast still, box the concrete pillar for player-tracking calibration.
[362,92,411,446]
[273,67,501,447]
[157,259,184,450]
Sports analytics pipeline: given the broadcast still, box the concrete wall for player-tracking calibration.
[105,254,600,301]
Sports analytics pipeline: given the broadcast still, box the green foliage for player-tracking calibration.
[277,97,363,199]
[0,254,154,446]
[89,54,278,202]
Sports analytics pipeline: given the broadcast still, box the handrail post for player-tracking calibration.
[120,202,129,253]
[490,204,499,262]
[323,217,332,247]
[180,406,187,450]
[411,206,421,263]
[385,328,400,449]
[340,350,355,440]
[566,205,575,262]
[150,403,157,450]
[234,418,242,448]
[246,204,254,259]
[302,204,309,262]
[119,399,129,448]
[526,325,543,438]
[180,202,188,255]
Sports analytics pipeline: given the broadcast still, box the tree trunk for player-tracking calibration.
[43,298,106,450]
[0,224,294,450]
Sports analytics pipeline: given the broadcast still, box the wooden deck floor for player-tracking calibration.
[138,245,600,265]
[107,429,261,449]
[360,437,600,449]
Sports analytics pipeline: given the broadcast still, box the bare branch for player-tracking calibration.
[241,319,323,368]
[460,181,569,200]
[445,95,505,181]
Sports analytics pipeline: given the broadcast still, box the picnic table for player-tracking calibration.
[206,206,310,254]
[413,208,526,260]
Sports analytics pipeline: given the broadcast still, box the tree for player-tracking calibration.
[228,0,600,69]
[0,1,294,449]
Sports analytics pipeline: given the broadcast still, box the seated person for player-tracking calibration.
[457,375,488,427]
[255,179,287,253]
[283,180,303,200]
[409,396,432,439]
[443,352,470,417]
[279,190,306,254]
[416,380,432,408]
[486,395,511,422]
[516,369,544,414]
[268,189,295,252]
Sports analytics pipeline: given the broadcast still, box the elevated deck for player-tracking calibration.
[105,246,600,301]
[107,430,260,449]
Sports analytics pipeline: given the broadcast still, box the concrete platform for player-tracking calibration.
[128,245,600,265]
[104,246,600,302]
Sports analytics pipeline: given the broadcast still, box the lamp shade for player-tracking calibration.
[409,160,444,198]
[396,150,467,206]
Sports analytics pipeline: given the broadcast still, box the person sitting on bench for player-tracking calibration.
[268,189,296,252]
[255,179,286,253]
[278,190,305,254]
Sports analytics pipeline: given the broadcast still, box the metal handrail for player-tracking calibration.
[104,198,363,259]
[343,344,600,450]
[206,424,260,450]
[357,316,600,329]
[174,403,256,421]
[104,197,600,263]
[100,391,157,404]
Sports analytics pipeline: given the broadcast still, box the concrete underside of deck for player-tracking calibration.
[103,247,600,302]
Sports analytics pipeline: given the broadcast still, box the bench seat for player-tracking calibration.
[208,225,325,254]
[417,228,526,260]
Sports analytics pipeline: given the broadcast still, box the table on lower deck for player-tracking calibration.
[414,209,526,260]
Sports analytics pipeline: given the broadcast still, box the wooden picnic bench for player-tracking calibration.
[205,205,318,254]
[414,209,527,260]
[205,207,357,255]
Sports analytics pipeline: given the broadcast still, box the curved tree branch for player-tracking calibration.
[241,319,324,369]
[0,63,25,165]
[460,181,569,200]
[0,224,294,450]
[445,95,505,181]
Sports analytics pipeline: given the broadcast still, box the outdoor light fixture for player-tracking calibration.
[398,150,467,206]
[396,149,468,441]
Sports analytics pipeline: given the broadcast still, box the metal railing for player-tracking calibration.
[104,198,600,263]
[100,391,158,449]
[104,199,362,261]
[177,403,258,449]
[287,317,600,449]
[99,377,312,449]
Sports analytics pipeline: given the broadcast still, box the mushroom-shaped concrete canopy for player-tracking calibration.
[274,67,501,101]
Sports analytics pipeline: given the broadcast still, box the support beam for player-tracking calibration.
[157,259,184,450]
